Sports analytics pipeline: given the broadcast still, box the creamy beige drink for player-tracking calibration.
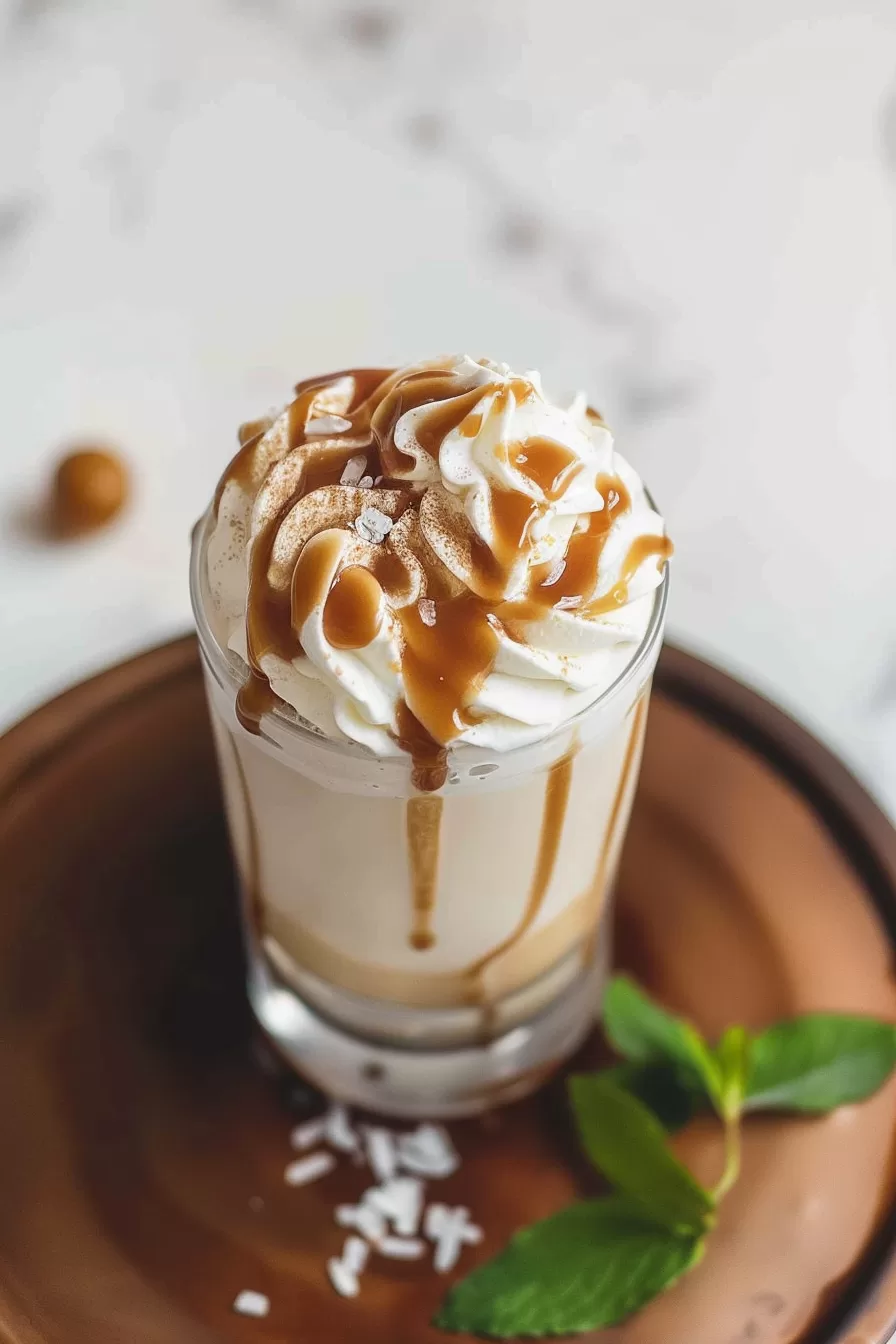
[191,356,670,1115]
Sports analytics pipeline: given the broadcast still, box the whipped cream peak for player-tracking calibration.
[205,355,670,784]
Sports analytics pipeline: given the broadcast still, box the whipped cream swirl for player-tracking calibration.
[206,356,670,761]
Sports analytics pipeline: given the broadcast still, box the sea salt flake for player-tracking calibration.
[233,1290,270,1317]
[340,454,368,486]
[424,1203,483,1273]
[377,1236,426,1260]
[358,475,374,488]
[365,1177,424,1236]
[354,506,394,544]
[290,1115,326,1150]
[397,1124,459,1179]
[364,1126,398,1183]
[541,556,567,589]
[284,1151,335,1186]
[308,414,352,436]
[417,598,437,627]
[328,1235,369,1298]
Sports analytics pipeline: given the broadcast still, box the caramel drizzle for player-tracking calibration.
[468,749,576,1001]
[406,796,444,950]
[580,693,649,966]
[221,363,670,780]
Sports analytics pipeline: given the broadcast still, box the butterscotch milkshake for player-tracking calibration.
[190,357,670,1116]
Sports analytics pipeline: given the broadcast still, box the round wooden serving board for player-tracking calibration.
[1,637,895,1344]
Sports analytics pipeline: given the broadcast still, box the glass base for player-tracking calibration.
[247,936,610,1119]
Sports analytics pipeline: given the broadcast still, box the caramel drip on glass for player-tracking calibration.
[580,693,649,965]
[468,749,576,997]
[406,796,444,950]
[395,702,448,794]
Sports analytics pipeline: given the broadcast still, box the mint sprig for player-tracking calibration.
[568,1075,713,1234]
[435,1196,704,1338]
[603,975,724,1108]
[435,975,896,1339]
[745,1014,896,1112]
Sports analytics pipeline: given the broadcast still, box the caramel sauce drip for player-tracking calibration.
[580,694,649,966]
[490,488,542,572]
[582,533,673,618]
[322,566,384,651]
[501,473,632,624]
[395,701,448,793]
[406,796,444,950]
[372,373,492,478]
[290,531,345,634]
[469,749,576,1008]
[509,436,579,498]
[219,363,669,783]
[398,595,500,747]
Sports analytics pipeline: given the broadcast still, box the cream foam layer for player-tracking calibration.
[206,356,668,755]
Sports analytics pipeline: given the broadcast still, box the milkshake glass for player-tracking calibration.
[190,357,670,1117]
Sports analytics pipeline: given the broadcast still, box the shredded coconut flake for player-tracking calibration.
[425,1203,483,1273]
[284,1151,336,1186]
[364,1126,398,1183]
[336,1200,387,1242]
[327,1235,369,1297]
[325,1103,360,1154]
[377,1236,426,1260]
[366,1177,424,1237]
[290,1115,326,1150]
[233,1290,270,1318]
[397,1124,459,1178]
[327,1259,360,1298]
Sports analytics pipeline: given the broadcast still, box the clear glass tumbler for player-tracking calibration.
[190,507,668,1117]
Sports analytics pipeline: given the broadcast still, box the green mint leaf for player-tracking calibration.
[569,1075,715,1234]
[744,1014,896,1113]
[714,1025,753,1121]
[601,1061,699,1132]
[434,1195,705,1338]
[603,975,722,1106]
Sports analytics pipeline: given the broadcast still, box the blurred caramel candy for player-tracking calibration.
[51,447,129,536]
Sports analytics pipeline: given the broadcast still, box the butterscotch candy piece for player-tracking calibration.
[50,447,129,536]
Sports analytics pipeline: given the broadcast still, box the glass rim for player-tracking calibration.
[189,503,669,765]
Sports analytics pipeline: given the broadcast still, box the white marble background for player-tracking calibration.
[2,0,896,816]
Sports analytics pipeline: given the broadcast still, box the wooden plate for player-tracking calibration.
[1,636,895,1344]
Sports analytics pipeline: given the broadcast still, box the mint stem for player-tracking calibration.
[712,1114,741,1202]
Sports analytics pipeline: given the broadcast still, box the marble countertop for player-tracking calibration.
[2,0,896,818]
